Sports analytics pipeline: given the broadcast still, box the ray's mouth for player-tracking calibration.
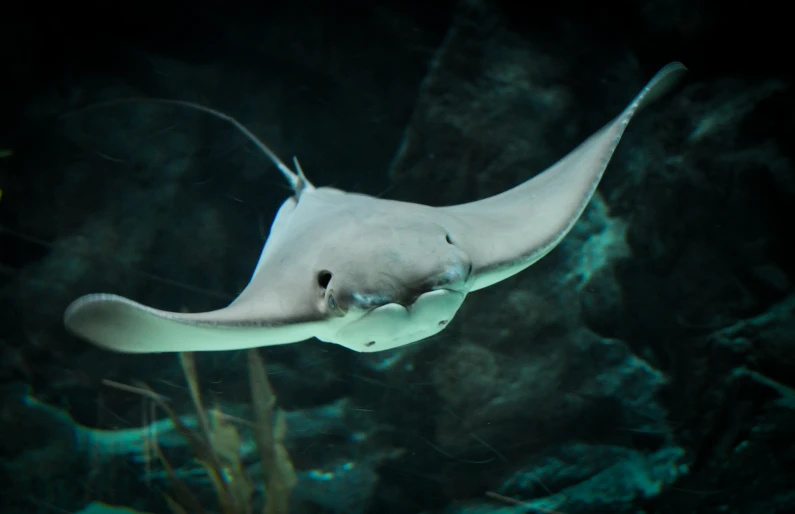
[357,289,459,328]
[374,287,462,312]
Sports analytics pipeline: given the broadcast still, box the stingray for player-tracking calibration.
[64,62,687,354]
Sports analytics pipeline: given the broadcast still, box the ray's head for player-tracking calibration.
[309,212,474,352]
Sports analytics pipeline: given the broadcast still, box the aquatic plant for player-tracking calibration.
[108,349,296,514]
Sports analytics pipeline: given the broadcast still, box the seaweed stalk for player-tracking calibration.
[102,350,295,514]
[247,349,297,514]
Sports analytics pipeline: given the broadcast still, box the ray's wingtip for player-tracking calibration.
[64,294,94,327]
[657,61,689,82]
[666,61,688,71]
[629,61,689,114]
[63,292,167,354]
[64,293,120,327]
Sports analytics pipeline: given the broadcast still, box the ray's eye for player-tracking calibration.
[445,234,454,245]
[317,270,344,314]
[327,292,346,316]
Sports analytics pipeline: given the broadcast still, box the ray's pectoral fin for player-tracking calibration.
[64,277,321,354]
[441,62,688,291]
[63,193,326,354]
[65,294,237,354]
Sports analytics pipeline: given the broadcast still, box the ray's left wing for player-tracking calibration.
[440,62,687,291]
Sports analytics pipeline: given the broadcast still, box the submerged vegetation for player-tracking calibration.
[106,349,296,514]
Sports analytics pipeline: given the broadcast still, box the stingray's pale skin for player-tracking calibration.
[64,62,687,354]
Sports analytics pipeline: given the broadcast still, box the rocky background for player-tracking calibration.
[0,0,792,513]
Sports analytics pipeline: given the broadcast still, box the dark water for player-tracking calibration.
[0,1,792,513]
